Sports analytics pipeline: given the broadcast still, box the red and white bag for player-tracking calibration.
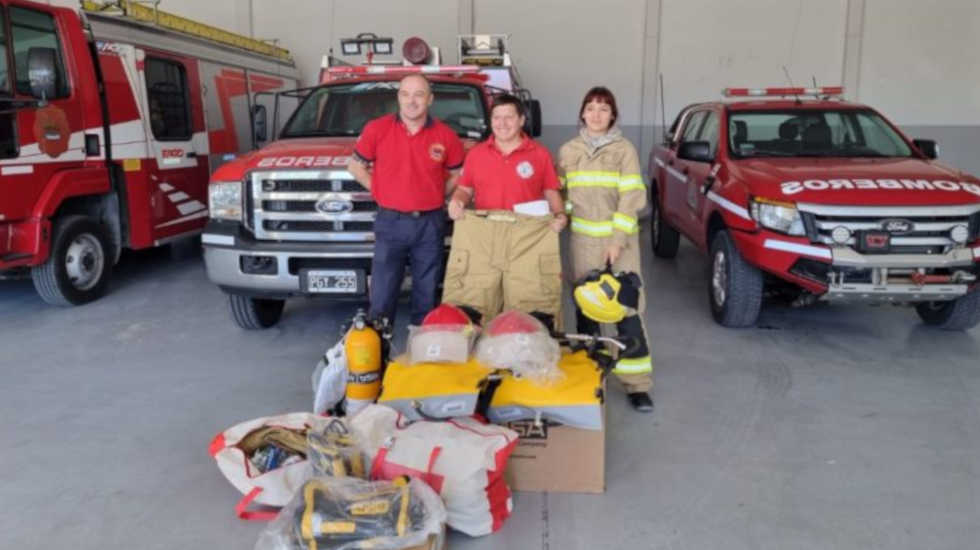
[209,412,333,520]
[350,404,519,537]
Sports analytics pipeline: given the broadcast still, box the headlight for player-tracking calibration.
[750,197,805,236]
[209,181,242,221]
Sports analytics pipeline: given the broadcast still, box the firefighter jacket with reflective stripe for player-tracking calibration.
[557,133,647,248]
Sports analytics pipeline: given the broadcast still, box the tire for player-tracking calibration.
[708,230,763,327]
[650,192,680,258]
[31,215,113,306]
[229,294,285,329]
[915,291,980,331]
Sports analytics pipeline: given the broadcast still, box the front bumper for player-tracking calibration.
[201,220,375,298]
[732,229,980,302]
[0,219,47,270]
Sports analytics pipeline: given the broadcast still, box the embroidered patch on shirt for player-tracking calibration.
[516,160,535,179]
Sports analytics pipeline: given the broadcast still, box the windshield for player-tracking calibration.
[727,109,914,159]
[281,81,488,139]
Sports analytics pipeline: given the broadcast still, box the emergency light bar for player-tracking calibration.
[327,65,481,75]
[723,86,844,97]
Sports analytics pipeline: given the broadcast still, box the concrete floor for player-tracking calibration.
[2,231,979,550]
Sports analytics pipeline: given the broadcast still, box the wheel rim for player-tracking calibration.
[652,203,661,245]
[712,249,727,307]
[64,233,105,291]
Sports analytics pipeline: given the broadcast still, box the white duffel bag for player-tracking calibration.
[349,404,519,537]
[210,412,334,520]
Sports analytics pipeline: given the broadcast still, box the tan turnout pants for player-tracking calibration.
[442,211,562,326]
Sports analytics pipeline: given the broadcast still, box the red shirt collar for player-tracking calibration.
[394,113,434,128]
[488,133,532,155]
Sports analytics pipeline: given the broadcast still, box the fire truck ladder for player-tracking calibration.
[80,0,293,62]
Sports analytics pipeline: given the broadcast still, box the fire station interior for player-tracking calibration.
[3,1,980,549]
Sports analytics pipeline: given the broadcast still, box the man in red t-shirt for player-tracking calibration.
[441,94,567,326]
[349,74,464,324]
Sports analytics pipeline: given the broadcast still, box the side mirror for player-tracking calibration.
[524,99,542,137]
[913,138,938,160]
[28,47,58,101]
[678,140,712,163]
[251,104,268,144]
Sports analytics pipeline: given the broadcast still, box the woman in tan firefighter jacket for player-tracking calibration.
[558,86,654,413]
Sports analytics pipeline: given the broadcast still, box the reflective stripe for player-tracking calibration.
[566,170,621,188]
[613,356,652,374]
[613,212,638,234]
[571,217,613,237]
[564,200,574,214]
[618,174,645,193]
[568,170,620,178]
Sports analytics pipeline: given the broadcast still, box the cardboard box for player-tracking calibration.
[504,415,605,493]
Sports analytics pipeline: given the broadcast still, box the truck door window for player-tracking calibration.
[145,57,191,141]
[0,7,16,159]
[698,111,720,158]
[10,6,70,99]
[680,111,706,143]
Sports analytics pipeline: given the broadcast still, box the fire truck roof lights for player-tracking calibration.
[723,86,844,97]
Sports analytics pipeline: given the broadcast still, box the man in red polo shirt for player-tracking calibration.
[442,94,567,326]
[349,74,464,325]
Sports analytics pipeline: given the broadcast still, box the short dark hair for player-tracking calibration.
[491,94,525,118]
[578,86,618,125]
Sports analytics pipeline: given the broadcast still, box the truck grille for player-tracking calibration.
[799,203,980,254]
[249,170,376,242]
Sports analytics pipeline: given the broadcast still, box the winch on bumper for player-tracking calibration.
[201,220,374,298]
[751,234,980,303]
[820,247,978,301]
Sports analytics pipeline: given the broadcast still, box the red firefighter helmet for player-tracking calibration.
[485,310,542,336]
[422,303,472,327]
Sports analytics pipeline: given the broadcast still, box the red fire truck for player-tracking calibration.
[649,86,980,330]
[0,0,298,305]
[202,34,542,328]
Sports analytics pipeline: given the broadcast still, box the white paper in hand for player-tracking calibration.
[512,199,550,217]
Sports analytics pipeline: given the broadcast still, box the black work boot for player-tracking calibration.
[628,392,654,413]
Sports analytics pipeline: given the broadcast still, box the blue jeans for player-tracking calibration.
[369,208,446,325]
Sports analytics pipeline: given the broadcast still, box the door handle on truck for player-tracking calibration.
[702,175,716,195]
[186,152,198,158]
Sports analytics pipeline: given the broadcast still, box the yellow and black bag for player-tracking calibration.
[293,476,424,550]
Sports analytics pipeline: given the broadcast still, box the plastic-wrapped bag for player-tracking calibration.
[254,476,446,550]
[313,337,348,415]
[407,325,478,364]
[475,310,562,386]
[407,304,479,364]
[306,417,367,479]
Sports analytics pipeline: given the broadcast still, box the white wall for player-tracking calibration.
[658,0,847,123]
[859,0,980,126]
[475,0,648,126]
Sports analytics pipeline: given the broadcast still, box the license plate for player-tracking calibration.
[305,270,359,293]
